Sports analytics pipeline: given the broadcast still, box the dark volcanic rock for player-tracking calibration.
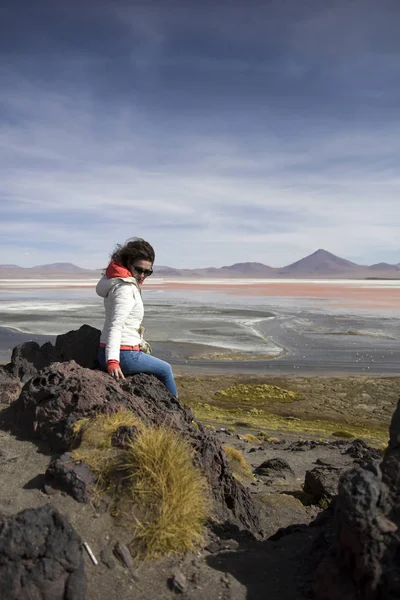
[192,429,263,535]
[304,466,345,503]
[45,452,97,503]
[1,362,153,451]
[1,360,263,535]
[9,340,61,383]
[313,399,400,599]
[343,438,384,465]
[0,366,21,404]
[254,458,295,480]
[7,324,101,385]
[122,374,194,429]
[0,504,86,600]
[55,324,101,369]
[287,439,349,452]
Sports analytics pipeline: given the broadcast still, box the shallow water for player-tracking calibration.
[1,282,400,364]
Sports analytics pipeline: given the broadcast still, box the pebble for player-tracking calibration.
[100,547,116,570]
[168,569,187,593]
[113,541,134,569]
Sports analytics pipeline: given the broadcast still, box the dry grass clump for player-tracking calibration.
[257,431,271,441]
[223,445,254,481]
[242,433,262,444]
[72,410,143,449]
[71,411,144,493]
[122,427,210,558]
[71,412,210,559]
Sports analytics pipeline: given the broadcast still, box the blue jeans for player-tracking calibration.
[98,348,177,397]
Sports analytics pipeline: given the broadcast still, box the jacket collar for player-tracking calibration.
[105,261,132,279]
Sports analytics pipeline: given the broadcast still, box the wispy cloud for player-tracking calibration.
[1,0,400,268]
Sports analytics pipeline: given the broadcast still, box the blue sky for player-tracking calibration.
[1,0,400,269]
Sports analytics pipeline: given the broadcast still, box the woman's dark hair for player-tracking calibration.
[111,238,155,269]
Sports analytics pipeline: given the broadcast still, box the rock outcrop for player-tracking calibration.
[313,401,400,599]
[3,362,192,451]
[45,452,97,503]
[0,504,86,600]
[6,324,100,384]
[304,466,344,503]
[254,458,295,480]
[1,348,263,536]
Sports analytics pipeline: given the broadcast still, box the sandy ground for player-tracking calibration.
[0,418,318,599]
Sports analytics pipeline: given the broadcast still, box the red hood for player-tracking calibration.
[105,261,132,279]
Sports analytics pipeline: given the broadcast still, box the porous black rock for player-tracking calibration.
[254,457,295,480]
[9,340,61,383]
[1,362,190,452]
[304,466,345,503]
[55,324,101,369]
[45,452,97,503]
[312,398,400,599]
[7,324,101,384]
[343,438,383,465]
[0,504,86,600]
[191,430,263,535]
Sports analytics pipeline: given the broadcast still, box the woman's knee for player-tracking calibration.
[149,357,173,378]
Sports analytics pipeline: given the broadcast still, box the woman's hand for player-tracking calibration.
[109,366,126,381]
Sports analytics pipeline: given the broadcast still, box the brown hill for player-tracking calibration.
[277,249,360,276]
[1,251,400,279]
[0,263,101,279]
[368,262,400,272]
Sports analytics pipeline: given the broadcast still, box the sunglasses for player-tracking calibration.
[132,265,153,277]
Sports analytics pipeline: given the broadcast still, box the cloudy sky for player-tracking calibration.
[1,0,400,269]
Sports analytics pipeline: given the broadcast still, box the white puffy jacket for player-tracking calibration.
[96,274,144,362]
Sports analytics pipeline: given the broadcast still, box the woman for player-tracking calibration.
[96,238,178,396]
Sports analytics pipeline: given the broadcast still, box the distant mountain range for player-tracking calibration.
[1,250,400,279]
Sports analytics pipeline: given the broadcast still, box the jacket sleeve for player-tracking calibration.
[105,282,136,362]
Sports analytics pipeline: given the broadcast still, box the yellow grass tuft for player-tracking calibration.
[242,433,262,444]
[122,427,210,558]
[72,412,210,559]
[223,445,254,480]
[72,411,143,449]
